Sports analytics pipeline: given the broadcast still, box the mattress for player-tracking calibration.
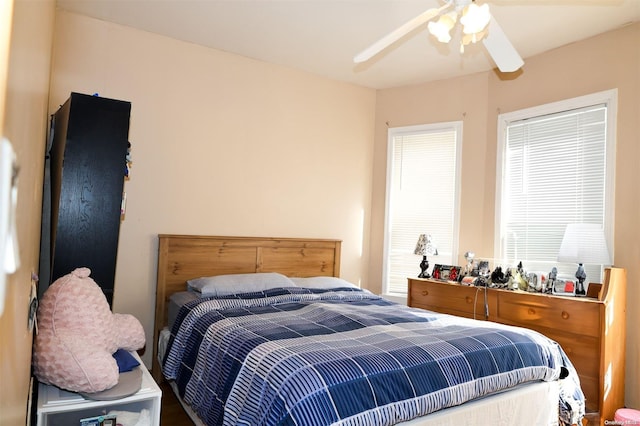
[168,291,199,330]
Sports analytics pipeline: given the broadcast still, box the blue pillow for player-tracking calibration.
[112,349,140,373]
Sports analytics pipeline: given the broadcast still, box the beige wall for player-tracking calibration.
[0,0,55,425]
[370,72,494,294]
[370,23,640,408]
[49,10,377,368]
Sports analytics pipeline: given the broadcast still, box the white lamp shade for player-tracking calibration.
[557,223,612,265]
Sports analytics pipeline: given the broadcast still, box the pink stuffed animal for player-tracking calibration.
[33,267,145,393]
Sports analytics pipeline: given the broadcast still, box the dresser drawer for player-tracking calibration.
[497,292,601,338]
[408,279,495,320]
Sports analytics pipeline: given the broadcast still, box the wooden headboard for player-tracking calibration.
[152,234,342,381]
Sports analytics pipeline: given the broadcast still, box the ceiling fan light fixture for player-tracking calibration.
[354,0,524,73]
[462,29,486,46]
[460,3,490,35]
[427,11,458,43]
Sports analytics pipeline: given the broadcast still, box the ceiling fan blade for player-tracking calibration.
[482,15,524,72]
[354,4,450,64]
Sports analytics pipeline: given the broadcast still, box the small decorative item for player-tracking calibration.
[491,266,509,287]
[477,260,490,277]
[461,276,476,285]
[546,267,558,293]
[432,264,461,281]
[414,234,438,278]
[574,263,587,296]
[526,272,545,292]
[508,264,526,290]
[124,141,132,179]
[462,251,475,276]
[552,276,577,296]
[508,271,519,290]
[510,261,530,291]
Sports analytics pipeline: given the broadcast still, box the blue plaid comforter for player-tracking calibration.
[163,287,584,425]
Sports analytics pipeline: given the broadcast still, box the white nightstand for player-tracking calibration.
[35,353,161,426]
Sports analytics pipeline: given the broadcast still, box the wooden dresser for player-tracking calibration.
[408,267,626,426]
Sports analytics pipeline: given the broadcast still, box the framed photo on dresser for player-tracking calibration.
[432,264,461,281]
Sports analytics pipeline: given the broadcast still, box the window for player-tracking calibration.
[495,90,617,282]
[383,122,462,296]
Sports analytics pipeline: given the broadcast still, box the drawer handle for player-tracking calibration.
[527,308,536,315]
[561,311,570,320]
[465,296,473,304]
[422,290,429,296]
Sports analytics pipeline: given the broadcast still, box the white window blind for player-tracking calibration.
[384,123,461,295]
[496,90,616,282]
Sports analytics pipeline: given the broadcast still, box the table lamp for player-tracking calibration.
[414,234,438,278]
[557,223,611,296]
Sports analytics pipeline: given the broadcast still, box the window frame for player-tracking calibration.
[494,89,617,280]
[382,122,463,299]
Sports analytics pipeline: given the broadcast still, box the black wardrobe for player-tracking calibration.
[39,93,131,307]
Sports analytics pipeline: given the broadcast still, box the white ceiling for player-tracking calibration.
[56,0,640,89]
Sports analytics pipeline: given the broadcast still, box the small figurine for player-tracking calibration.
[515,273,526,290]
[503,268,514,289]
[490,266,509,288]
[575,263,587,295]
[547,267,558,293]
[478,261,490,277]
[506,267,518,290]
[463,251,475,277]
[475,276,488,287]
[526,272,539,292]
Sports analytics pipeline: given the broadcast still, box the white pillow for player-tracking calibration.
[187,272,296,297]
[289,276,358,289]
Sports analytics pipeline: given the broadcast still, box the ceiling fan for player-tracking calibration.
[354,0,524,73]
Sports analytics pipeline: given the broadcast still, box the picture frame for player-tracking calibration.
[551,276,577,296]
[432,264,461,281]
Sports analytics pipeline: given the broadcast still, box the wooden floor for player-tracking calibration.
[159,381,193,425]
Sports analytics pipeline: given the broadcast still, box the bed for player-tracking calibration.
[153,234,585,426]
